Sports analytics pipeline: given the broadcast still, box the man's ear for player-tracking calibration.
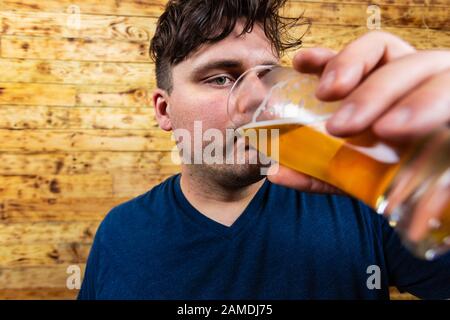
[152,88,173,131]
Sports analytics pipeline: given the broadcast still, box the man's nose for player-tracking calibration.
[234,72,270,115]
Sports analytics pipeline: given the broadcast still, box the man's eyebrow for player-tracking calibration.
[190,59,278,78]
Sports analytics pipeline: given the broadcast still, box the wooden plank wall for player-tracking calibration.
[0,0,448,300]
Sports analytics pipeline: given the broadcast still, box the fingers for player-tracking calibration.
[316,31,416,102]
[267,164,342,194]
[406,183,450,245]
[373,70,450,141]
[292,47,336,74]
[326,51,450,137]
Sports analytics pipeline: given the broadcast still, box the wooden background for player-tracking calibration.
[0,0,448,300]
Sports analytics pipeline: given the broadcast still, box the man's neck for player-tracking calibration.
[179,168,266,227]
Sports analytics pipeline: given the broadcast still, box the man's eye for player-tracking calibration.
[207,76,234,86]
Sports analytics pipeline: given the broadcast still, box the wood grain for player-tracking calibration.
[0,243,91,267]
[0,197,129,223]
[0,106,159,129]
[0,58,154,86]
[0,151,177,175]
[0,0,166,16]
[290,24,450,50]
[1,36,151,62]
[0,174,113,199]
[0,11,156,41]
[0,264,86,289]
[0,222,99,245]
[0,129,173,152]
[284,2,450,29]
[0,288,78,300]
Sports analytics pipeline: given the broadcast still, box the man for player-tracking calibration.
[78,0,450,299]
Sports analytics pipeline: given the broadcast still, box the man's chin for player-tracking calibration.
[202,163,266,188]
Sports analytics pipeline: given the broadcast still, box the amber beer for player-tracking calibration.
[240,118,450,256]
[240,118,405,206]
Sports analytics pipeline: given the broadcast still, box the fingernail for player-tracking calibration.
[428,218,441,230]
[318,70,336,92]
[340,67,359,86]
[329,103,355,130]
[381,108,412,128]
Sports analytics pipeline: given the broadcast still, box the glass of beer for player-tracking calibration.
[227,65,450,260]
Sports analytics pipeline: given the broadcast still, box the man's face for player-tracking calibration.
[166,22,279,187]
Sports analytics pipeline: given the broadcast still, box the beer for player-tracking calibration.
[240,118,408,207]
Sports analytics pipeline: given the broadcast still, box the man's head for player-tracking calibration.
[150,0,306,188]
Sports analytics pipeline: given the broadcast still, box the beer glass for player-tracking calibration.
[227,65,450,260]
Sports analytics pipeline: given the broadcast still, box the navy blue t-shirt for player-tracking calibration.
[78,174,450,299]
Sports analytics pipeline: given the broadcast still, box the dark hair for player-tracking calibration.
[150,0,309,92]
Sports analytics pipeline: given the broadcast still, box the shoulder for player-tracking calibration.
[95,174,180,243]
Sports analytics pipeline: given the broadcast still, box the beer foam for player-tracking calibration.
[349,142,400,164]
[251,102,331,127]
[250,79,331,126]
[239,119,401,164]
[239,116,329,132]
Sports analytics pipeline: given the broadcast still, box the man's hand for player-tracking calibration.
[267,31,450,194]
